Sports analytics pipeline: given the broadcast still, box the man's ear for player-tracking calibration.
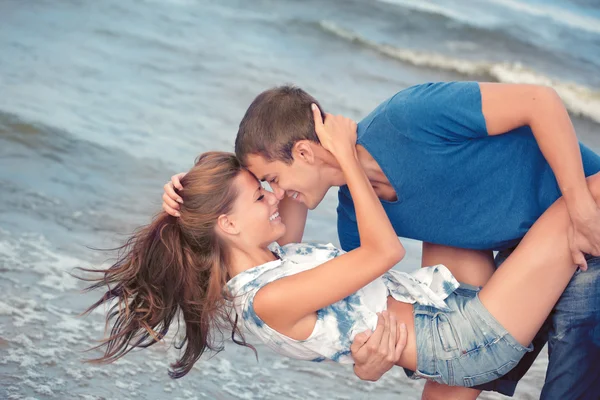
[216,214,239,236]
[292,140,316,164]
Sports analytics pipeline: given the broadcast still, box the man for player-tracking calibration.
[164,82,600,399]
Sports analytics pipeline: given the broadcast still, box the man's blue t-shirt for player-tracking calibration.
[337,82,600,251]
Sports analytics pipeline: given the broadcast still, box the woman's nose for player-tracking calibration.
[267,191,279,205]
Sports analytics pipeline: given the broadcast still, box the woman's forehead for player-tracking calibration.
[236,169,260,191]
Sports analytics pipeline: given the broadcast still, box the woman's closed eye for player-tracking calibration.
[256,186,267,201]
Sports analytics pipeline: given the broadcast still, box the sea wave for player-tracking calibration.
[486,0,600,35]
[318,20,600,124]
[376,0,600,35]
[374,0,496,26]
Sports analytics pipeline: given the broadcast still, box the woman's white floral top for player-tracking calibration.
[226,242,459,364]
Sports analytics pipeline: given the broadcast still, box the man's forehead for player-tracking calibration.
[245,169,261,182]
[246,154,279,178]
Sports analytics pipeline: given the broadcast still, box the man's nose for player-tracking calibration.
[272,185,285,200]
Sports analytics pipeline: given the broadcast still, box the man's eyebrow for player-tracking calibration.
[248,170,265,182]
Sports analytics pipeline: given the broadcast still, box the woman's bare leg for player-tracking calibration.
[479,172,600,346]
[420,244,491,400]
[422,382,480,400]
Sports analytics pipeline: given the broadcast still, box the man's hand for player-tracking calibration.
[350,311,407,382]
[567,196,600,271]
[162,172,186,217]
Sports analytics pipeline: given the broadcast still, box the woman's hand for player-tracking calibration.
[162,172,186,217]
[311,104,357,159]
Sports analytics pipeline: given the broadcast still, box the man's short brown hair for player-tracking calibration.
[235,85,325,165]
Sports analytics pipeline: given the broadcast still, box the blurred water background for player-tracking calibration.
[1,0,600,398]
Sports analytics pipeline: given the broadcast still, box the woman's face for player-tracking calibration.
[227,169,286,248]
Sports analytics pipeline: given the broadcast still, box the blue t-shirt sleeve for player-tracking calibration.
[386,81,488,143]
[337,188,361,252]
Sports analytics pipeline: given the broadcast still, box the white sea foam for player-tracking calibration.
[318,21,600,124]
[376,0,477,24]
[487,0,600,35]
[0,229,93,284]
[376,0,600,35]
[0,227,542,399]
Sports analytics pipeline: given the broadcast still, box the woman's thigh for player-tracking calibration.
[479,173,600,346]
[422,381,481,400]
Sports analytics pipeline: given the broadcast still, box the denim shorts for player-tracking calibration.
[404,284,533,387]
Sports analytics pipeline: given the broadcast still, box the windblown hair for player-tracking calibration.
[78,151,254,379]
[235,85,325,165]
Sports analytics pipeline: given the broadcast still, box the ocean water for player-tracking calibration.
[1,0,599,398]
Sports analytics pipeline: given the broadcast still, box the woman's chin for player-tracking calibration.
[273,224,287,241]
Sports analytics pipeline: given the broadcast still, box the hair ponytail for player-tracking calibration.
[79,152,255,378]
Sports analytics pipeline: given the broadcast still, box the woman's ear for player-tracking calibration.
[292,140,316,164]
[216,214,239,236]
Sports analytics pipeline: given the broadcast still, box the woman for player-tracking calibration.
[83,106,600,388]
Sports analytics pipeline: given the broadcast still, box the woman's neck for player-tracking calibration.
[227,244,278,279]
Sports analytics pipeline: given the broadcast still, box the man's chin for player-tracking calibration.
[306,195,325,210]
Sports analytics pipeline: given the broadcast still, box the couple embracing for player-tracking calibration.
[85,82,600,399]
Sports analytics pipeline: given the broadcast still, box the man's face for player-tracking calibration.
[245,153,330,210]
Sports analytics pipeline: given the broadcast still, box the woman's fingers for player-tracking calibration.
[311,104,324,133]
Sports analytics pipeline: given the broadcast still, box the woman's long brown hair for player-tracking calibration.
[78,151,255,378]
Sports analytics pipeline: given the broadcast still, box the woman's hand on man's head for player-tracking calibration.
[311,104,357,159]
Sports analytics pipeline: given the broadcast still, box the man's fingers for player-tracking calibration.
[567,226,586,270]
[164,181,183,204]
[350,330,371,354]
[571,247,588,271]
[568,226,588,271]
[162,192,180,210]
[172,173,186,191]
[388,314,397,359]
[394,322,408,360]
[162,202,181,217]
[379,311,390,354]
[367,313,385,350]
